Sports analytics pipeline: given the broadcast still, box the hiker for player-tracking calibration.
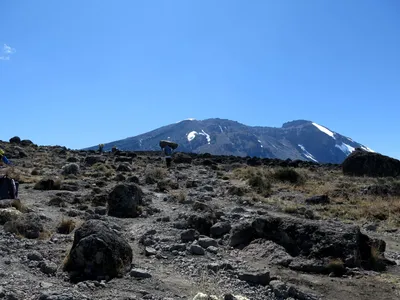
[0,149,11,166]
[163,144,173,168]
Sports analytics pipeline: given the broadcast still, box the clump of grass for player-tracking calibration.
[34,178,62,190]
[369,243,387,271]
[233,167,272,196]
[326,258,346,276]
[38,230,52,240]
[57,218,76,234]
[31,168,40,175]
[145,167,167,184]
[272,168,305,185]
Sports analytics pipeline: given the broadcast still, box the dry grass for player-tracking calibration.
[57,218,76,234]
[326,258,346,275]
[230,166,400,228]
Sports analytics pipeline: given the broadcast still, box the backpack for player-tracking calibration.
[164,146,172,156]
[0,175,19,200]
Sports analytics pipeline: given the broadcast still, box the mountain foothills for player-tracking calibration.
[90,119,375,164]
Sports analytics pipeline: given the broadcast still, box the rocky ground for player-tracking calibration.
[0,139,400,300]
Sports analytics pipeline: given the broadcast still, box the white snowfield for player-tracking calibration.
[335,143,355,155]
[186,130,211,144]
[258,140,264,148]
[312,122,336,139]
[298,144,318,162]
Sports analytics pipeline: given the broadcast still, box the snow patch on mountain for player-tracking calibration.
[187,131,197,142]
[335,143,355,155]
[200,130,211,144]
[298,144,318,162]
[187,130,211,144]
[361,145,375,153]
[177,118,196,123]
[219,125,224,133]
[258,140,263,148]
[312,122,336,139]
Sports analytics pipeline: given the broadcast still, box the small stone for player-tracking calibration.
[145,247,157,256]
[190,243,205,255]
[210,221,232,238]
[207,246,218,254]
[40,261,58,275]
[28,251,44,261]
[198,237,218,248]
[130,268,152,279]
[181,229,199,242]
[238,269,270,286]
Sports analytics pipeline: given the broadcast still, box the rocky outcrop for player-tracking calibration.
[107,184,143,218]
[342,149,400,177]
[63,219,133,282]
[230,213,387,270]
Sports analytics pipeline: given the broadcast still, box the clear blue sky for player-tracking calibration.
[1,1,399,158]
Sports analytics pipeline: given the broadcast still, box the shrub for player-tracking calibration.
[62,163,80,175]
[272,168,305,184]
[248,173,272,196]
[57,218,76,234]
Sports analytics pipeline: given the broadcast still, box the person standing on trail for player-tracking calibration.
[163,144,173,168]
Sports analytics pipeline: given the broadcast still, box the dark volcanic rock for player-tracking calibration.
[210,221,232,238]
[63,219,133,282]
[251,214,386,269]
[238,269,270,286]
[186,213,217,236]
[229,222,255,247]
[107,184,143,218]
[342,149,400,177]
[305,195,330,205]
[9,136,21,144]
[173,152,193,164]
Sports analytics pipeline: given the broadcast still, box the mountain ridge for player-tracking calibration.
[87,118,375,164]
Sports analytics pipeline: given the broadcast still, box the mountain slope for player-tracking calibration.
[88,118,375,163]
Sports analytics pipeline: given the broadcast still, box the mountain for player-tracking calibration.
[87,118,375,164]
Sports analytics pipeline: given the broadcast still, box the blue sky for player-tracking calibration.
[1,1,399,158]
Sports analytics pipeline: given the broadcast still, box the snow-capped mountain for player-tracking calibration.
[88,118,375,164]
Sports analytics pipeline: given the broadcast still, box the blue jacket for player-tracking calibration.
[2,156,10,165]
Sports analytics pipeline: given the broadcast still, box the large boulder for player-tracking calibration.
[63,219,133,282]
[107,184,143,218]
[342,149,400,177]
[4,213,45,239]
[230,213,387,270]
[9,136,21,144]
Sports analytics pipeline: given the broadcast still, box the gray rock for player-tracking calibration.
[190,243,205,255]
[27,250,44,261]
[130,268,152,279]
[181,229,199,242]
[170,244,187,251]
[40,261,58,275]
[207,246,218,254]
[207,262,235,272]
[229,222,255,247]
[210,221,231,238]
[202,185,214,192]
[238,269,270,286]
[145,247,157,256]
[198,237,218,248]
